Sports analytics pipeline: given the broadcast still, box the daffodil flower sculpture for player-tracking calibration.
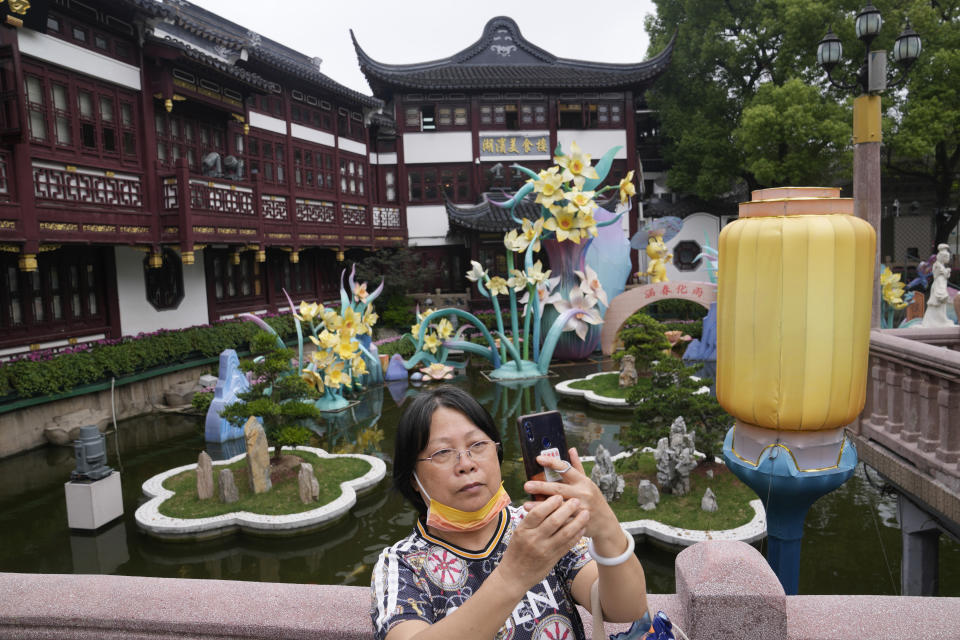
[244,264,384,412]
[880,266,913,329]
[403,143,633,379]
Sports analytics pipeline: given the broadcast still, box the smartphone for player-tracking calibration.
[516,410,571,499]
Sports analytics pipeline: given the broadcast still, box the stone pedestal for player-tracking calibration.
[64,471,123,530]
[676,540,786,639]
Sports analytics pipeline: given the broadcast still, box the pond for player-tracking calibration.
[1,360,958,596]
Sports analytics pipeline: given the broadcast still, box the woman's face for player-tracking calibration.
[413,405,501,512]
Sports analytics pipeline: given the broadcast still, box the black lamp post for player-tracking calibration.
[814,6,921,327]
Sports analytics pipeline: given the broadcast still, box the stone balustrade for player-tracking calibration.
[2,541,959,639]
[851,328,960,525]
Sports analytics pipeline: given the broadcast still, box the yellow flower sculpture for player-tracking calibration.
[619,170,636,204]
[543,204,582,243]
[526,260,551,285]
[555,141,598,188]
[488,276,509,296]
[340,307,361,337]
[881,266,909,310]
[424,332,442,354]
[504,229,527,253]
[353,282,369,303]
[301,368,325,393]
[297,301,321,323]
[324,361,349,389]
[322,309,342,333]
[532,167,565,208]
[336,335,359,361]
[436,318,454,340]
[521,218,544,253]
[350,355,368,376]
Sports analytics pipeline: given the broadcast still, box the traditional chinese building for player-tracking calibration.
[353,16,673,290]
[0,0,405,357]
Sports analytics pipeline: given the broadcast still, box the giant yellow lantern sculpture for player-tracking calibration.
[718,187,875,594]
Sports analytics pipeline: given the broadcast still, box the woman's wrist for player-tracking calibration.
[588,527,635,567]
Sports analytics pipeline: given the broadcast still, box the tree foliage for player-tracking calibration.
[621,357,732,463]
[881,1,960,245]
[646,0,959,245]
[219,332,321,458]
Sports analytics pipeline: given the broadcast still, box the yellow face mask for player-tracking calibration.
[413,473,511,533]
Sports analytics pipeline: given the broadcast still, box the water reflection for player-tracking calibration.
[0,364,958,596]
[70,520,129,574]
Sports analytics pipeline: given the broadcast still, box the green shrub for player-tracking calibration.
[615,311,670,370]
[218,338,321,457]
[377,337,415,358]
[192,390,214,413]
[644,299,709,321]
[0,315,298,402]
[663,319,703,341]
[621,358,731,461]
[379,294,417,331]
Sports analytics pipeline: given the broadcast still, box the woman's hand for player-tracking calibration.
[495,494,589,593]
[522,449,620,542]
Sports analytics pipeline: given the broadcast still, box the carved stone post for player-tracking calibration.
[869,359,888,426]
[917,372,940,453]
[884,362,903,435]
[900,366,920,443]
[935,379,959,464]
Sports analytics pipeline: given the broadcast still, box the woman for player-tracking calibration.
[371,386,648,640]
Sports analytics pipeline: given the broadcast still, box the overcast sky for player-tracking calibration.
[187,0,659,95]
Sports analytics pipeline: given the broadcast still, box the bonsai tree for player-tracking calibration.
[614,310,671,369]
[220,332,321,460]
[620,357,732,463]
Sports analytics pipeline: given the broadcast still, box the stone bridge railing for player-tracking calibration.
[2,541,959,639]
[849,327,960,527]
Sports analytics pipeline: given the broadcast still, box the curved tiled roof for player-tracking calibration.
[446,193,543,233]
[353,16,674,95]
[124,0,381,108]
[144,31,275,92]
[447,191,619,233]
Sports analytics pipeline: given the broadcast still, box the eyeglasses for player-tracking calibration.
[417,440,500,467]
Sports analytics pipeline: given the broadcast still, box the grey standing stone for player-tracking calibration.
[311,476,319,501]
[298,462,316,504]
[636,480,660,511]
[619,354,638,388]
[244,417,272,494]
[653,416,698,496]
[218,468,239,503]
[196,451,214,500]
[701,487,718,512]
[589,444,624,502]
[706,469,714,479]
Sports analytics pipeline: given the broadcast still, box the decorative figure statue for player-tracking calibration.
[201,152,222,178]
[640,232,672,283]
[921,244,955,328]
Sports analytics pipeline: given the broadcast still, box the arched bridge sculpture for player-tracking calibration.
[600,282,718,355]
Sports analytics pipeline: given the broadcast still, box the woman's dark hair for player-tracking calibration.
[393,385,502,517]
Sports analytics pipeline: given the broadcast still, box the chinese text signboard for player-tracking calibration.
[479,135,549,157]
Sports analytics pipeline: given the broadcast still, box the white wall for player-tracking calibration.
[556,130,627,159]
[407,204,458,246]
[402,131,473,164]
[17,30,141,90]
[115,247,209,337]
[663,212,719,283]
